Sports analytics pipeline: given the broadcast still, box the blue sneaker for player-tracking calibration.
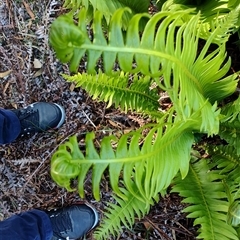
[12,102,65,135]
[47,203,99,240]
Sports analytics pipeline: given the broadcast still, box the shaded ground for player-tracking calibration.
[1,0,240,239]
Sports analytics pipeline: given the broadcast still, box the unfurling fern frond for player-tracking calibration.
[51,112,196,238]
[172,158,239,240]
[62,71,159,113]
[49,7,238,135]
[51,117,195,202]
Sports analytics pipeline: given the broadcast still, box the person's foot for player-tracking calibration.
[47,203,99,240]
[12,102,65,136]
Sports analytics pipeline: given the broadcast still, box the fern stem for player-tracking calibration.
[68,122,194,164]
[78,44,203,92]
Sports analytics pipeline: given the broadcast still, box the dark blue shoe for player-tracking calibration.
[47,204,99,240]
[12,102,65,135]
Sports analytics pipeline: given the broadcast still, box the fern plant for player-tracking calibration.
[172,95,240,239]
[62,0,149,28]
[49,2,240,239]
[172,157,238,240]
[159,0,240,40]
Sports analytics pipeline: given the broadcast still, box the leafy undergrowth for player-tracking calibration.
[0,1,240,239]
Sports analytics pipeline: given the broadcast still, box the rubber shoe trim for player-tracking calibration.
[84,203,99,230]
[53,103,65,129]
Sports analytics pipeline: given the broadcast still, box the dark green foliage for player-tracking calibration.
[171,98,240,239]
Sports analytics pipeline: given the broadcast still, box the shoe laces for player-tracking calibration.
[16,106,39,134]
[49,210,73,240]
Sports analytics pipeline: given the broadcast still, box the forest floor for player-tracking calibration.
[0,1,240,239]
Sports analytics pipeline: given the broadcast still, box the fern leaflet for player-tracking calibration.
[172,158,238,240]
[93,187,154,239]
[51,109,198,203]
[207,144,240,230]
[63,71,159,113]
[63,0,149,27]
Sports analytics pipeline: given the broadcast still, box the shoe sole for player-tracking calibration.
[84,203,99,230]
[53,103,66,129]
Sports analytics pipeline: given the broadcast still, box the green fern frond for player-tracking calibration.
[219,96,240,154]
[207,144,240,229]
[227,201,240,228]
[63,0,87,10]
[51,110,196,203]
[219,120,240,155]
[62,71,159,113]
[161,0,240,42]
[51,114,196,238]
[221,96,240,122]
[63,0,149,13]
[208,145,240,184]
[63,0,149,27]
[172,158,238,240]
[49,7,238,135]
[94,187,153,240]
[161,0,240,26]
[198,6,240,45]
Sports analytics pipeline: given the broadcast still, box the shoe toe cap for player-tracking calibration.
[35,102,65,130]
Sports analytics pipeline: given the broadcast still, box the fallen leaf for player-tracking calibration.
[33,58,42,69]
[11,102,18,109]
[32,68,43,78]
[3,81,10,94]
[108,119,120,128]
[143,221,152,230]
[0,70,12,78]
[70,83,75,92]
[22,0,35,20]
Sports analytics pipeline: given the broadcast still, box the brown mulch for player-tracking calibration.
[2,0,240,239]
